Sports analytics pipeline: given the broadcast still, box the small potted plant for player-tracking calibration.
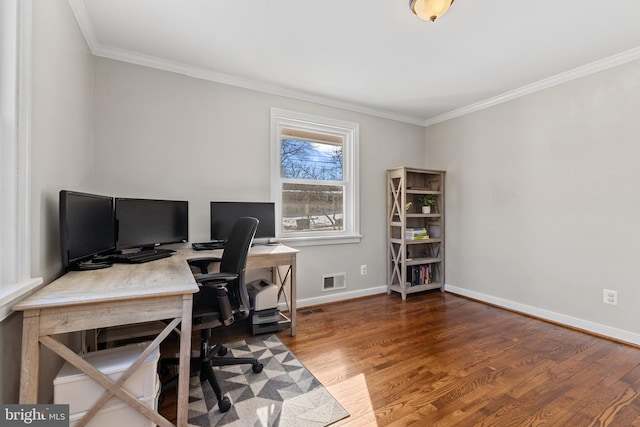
[417,195,437,214]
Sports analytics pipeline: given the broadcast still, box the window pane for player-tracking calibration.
[280,138,343,181]
[282,183,344,233]
[272,108,359,243]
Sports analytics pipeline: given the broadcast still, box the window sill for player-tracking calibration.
[276,234,362,247]
[0,277,44,322]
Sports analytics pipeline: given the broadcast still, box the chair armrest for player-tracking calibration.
[195,272,239,285]
[188,257,222,274]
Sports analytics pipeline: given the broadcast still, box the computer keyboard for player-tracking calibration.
[192,241,226,251]
[106,248,175,264]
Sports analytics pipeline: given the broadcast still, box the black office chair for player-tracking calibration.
[162,217,263,413]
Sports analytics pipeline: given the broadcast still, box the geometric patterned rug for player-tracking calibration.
[187,335,349,427]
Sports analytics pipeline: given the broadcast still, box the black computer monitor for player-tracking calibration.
[210,201,275,242]
[115,198,189,251]
[59,190,116,271]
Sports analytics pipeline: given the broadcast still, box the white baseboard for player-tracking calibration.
[445,284,640,346]
[279,285,387,311]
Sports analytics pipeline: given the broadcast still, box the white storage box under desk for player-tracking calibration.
[69,376,160,427]
[54,341,159,415]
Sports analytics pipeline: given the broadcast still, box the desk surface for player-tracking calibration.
[182,244,299,264]
[14,253,199,311]
[14,244,298,312]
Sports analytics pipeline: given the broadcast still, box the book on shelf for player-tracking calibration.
[406,264,433,286]
[405,227,429,240]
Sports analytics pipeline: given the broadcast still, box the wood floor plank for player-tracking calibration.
[159,291,640,425]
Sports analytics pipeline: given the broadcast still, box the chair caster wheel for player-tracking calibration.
[218,396,231,413]
[252,362,263,373]
[217,346,228,356]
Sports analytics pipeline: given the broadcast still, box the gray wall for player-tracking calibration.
[425,59,640,343]
[91,58,426,305]
[0,0,94,403]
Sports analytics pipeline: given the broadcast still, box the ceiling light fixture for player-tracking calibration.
[409,0,454,22]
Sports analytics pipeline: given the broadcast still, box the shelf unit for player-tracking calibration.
[387,167,445,300]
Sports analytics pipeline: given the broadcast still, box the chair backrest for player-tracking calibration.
[220,217,259,319]
[219,216,259,274]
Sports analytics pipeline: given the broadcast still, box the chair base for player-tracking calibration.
[161,340,263,413]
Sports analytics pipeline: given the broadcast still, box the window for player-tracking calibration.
[0,0,41,321]
[271,108,360,246]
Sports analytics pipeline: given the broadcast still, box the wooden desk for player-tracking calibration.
[184,244,299,336]
[13,244,298,426]
[13,254,198,427]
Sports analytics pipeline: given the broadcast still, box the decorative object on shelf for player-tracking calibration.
[409,0,455,22]
[417,195,437,214]
[405,201,413,211]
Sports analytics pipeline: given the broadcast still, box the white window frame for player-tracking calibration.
[0,0,42,321]
[271,108,361,246]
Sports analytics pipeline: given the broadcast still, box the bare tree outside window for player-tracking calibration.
[281,139,343,181]
[280,138,344,233]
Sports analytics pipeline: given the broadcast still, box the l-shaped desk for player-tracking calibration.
[14,244,298,427]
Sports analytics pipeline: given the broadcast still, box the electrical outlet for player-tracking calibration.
[603,289,618,305]
[360,264,367,275]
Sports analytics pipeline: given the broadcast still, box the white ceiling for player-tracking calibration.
[69,0,640,126]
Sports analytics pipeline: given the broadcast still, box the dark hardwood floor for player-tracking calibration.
[160,291,640,426]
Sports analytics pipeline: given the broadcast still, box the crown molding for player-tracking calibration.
[424,47,640,127]
[96,44,428,126]
[67,0,97,47]
[67,0,425,127]
[68,0,640,129]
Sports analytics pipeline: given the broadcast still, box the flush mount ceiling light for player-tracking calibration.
[409,0,455,22]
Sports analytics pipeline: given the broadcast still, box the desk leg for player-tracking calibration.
[290,256,297,336]
[19,310,40,403]
[176,294,193,427]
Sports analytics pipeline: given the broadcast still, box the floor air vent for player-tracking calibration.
[322,273,346,291]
